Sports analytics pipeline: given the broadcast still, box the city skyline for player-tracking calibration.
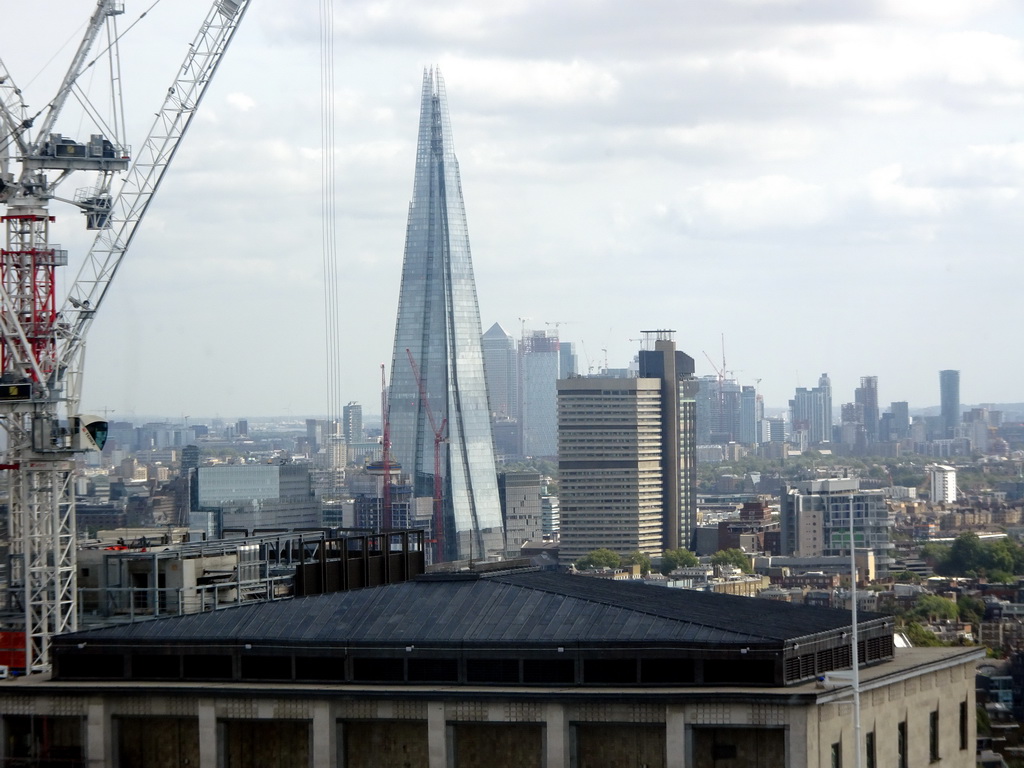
[3,2,1022,416]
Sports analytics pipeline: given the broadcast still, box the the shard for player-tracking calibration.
[387,68,503,562]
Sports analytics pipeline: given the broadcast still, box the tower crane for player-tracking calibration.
[406,348,447,564]
[0,0,251,673]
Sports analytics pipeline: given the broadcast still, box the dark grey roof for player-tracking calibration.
[63,569,879,649]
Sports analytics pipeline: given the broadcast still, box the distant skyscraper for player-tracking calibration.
[559,341,578,378]
[738,385,762,445]
[940,369,960,439]
[889,401,909,441]
[855,376,879,444]
[790,374,831,445]
[520,330,560,457]
[482,322,518,420]
[387,68,503,562]
[342,402,362,445]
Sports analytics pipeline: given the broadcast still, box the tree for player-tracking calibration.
[710,548,752,573]
[957,595,985,627]
[903,622,946,647]
[910,594,959,623]
[945,533,985,575]
[660,547,699,575]
[575,548,622,570]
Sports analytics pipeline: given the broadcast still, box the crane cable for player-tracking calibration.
[320,0,342,477]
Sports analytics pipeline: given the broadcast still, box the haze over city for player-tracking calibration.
[2,0,1021,417]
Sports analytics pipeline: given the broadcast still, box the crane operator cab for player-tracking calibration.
[70,415,108,452]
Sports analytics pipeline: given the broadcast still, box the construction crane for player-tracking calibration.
[0,0,251,673]
[406,348,447,564]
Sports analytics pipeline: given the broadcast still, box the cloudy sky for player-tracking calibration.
[3,0,1023,421]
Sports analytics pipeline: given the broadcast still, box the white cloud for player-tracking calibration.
[865,164,944,216]
[226,92,256,112]
[674,175,830,234]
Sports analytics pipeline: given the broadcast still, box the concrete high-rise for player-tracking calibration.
[557,331,697,566]
[342,402,362,445]
[387,68,503,562]
[940,369,960,439]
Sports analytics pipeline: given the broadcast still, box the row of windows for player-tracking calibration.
[833,701,969,768]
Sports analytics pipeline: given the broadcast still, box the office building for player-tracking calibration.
[498,471,544,556]
[557,332,696,566]
[928,464,957,504]
[192,463,320,538]
[386,68,503,562]
[789,374,831,446]
[17,568,982,767]
[855,376,879,444]
[520,330,560,458]
[342,402,363,445]
[481,322,518,420]
[559,340,578,378]
[780,478,894,577]
[890,400,910,441]
[940,369,961,439]
[738,385,762,445]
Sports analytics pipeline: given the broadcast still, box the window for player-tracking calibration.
[831,741,841,768]
[960,700,968,750]
[898,721,908,768]
[930,709,940,762]
[865,731,876,768]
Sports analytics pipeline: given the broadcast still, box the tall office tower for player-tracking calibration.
[855,376,879,444]
[557,331,697,566]
[521,330,560,457]
[482,323,519,419]
[817,373,832,442]
[890,401,910,441]
[342,402,363,445]
[559,341,578,378]
[387,68,503,562]
[694,374,721,444]
[638,332,698,551]
[738,385,762,445]
[940,369,960,439]
[789,374,831,446]
[558,377,664,566]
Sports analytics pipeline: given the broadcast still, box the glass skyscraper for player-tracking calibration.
[387,68,504,563]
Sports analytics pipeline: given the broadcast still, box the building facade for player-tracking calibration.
[520,330,560,458]
[940,369,961,440]
[386,68,503,562]
[790,374,832,446]
[3,569,983,768]
[558,333,696,565]
[780,478,895,578]
[928,464,957,504]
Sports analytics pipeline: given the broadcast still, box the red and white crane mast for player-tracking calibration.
[0,0,251,673]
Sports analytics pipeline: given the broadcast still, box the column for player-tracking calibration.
[85,698,111,768]
[198,699,218,768]
[545,702,569,768]
[427,701,447,768]
[312,701,336,768]
[666,705,687,768]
